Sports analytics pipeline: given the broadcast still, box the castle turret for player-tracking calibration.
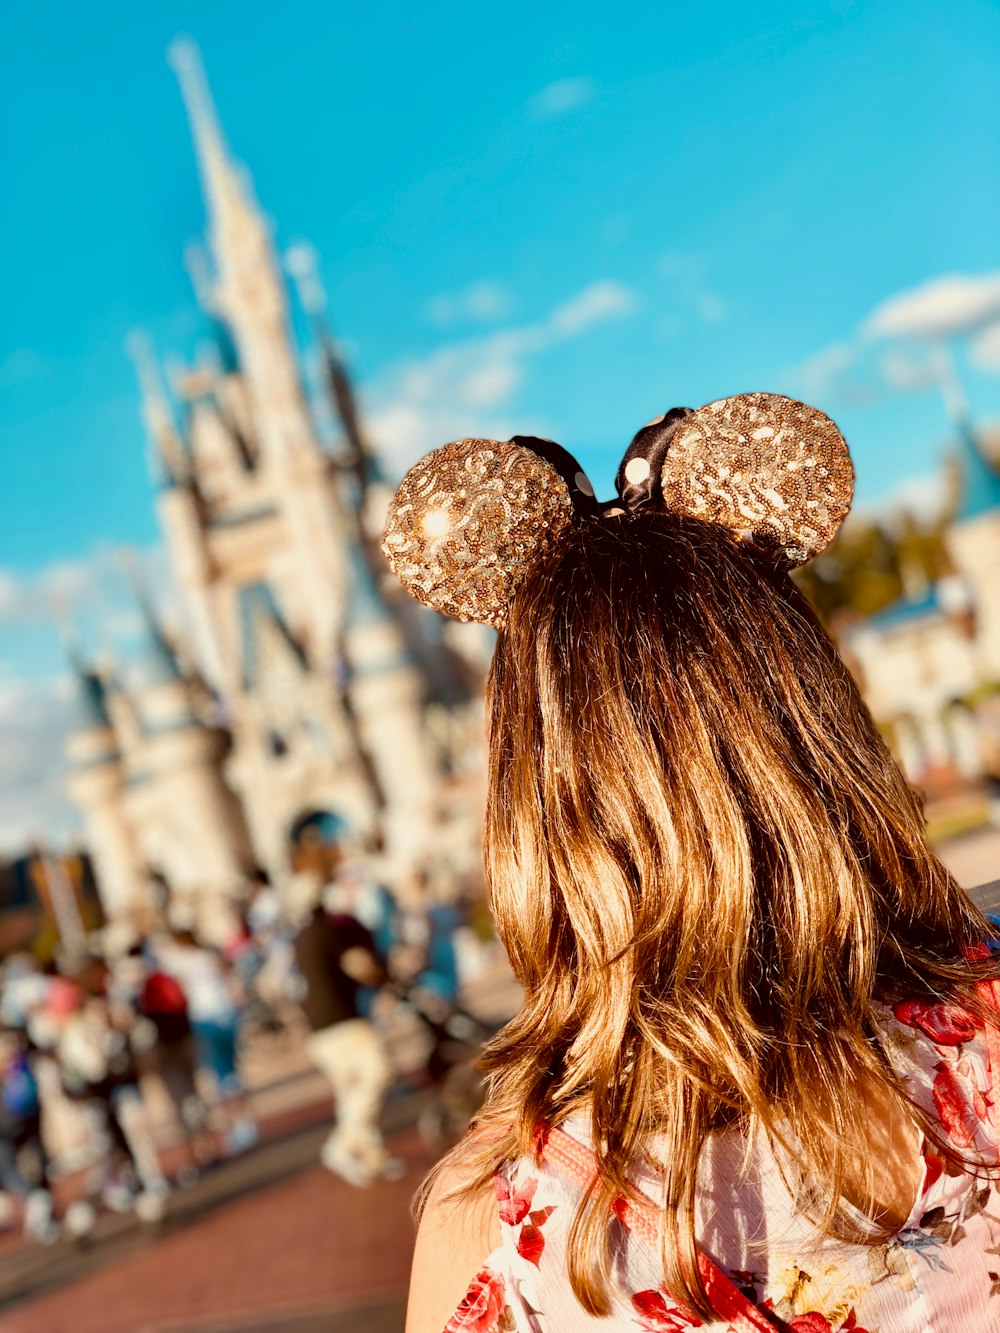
[285,240,466,712]
[126,595,255,935]
[945,411,1000,680]
[342,536,436,864]
[65,655,149,922]
[127,332,189,488]
[285,241,385,527]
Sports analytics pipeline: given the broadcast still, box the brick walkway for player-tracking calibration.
[0,1124,436,1333]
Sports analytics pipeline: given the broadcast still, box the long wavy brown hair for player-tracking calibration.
[425,509,997,1318]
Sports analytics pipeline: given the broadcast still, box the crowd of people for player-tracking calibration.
[0,851,490,1248]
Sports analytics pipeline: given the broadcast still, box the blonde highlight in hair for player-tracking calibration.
[423,510,997,1318]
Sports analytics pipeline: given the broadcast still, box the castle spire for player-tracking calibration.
[184,241,240,375]
[68,644,115,733]
[167,38,256,243]
[285,242,381,501]
[138,592,186,686]
[116,548,186,685]
[953,417,1000,523]
[127,331,188,487]
[933,347,1000,523]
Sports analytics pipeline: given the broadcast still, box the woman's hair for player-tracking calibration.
[424,509,996,1317]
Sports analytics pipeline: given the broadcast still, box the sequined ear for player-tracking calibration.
[382,438,579,628]
[658,393,854,565]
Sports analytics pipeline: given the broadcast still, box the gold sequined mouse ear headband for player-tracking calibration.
[381,393,855,628]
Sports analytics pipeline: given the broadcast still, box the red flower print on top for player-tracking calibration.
[894,1000,977,1047]
[516,1224,545,1266]
[922,1144,946,1192]
[631,1287,699,1331]
[788,1317,833,1333]
[495,1173,537,1227]
[932,1060,988,1148]
[515,1203,556,1266]
[443,1265,507,1333]
[840,1312,871,1333]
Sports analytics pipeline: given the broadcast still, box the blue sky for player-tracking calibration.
[1,0,999,845]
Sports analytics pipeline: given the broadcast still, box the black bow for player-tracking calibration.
[513,409,694,518]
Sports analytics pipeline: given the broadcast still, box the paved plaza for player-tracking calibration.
[0,1100,435,1333]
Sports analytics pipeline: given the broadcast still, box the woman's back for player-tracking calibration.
[464,1001,999,1332]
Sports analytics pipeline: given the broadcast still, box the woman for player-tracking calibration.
[156,930,258,1155]
[385,395,1000,1332]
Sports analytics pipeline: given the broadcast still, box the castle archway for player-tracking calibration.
[287,808,347,878]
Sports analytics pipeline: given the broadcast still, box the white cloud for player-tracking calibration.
[970,321,1000,373]
[786,339,941,409]
[369,280,636,470]
[428,281,512,327]
[790,341,858,399]
[851,470,952,525]
[877,346,942,393]
[0,557,99,624]
[0,548,170,631]
[548,280,635,335]
[0,674,81,854]
[787,272,1000,405]
[527,77,596,120]
[865,273,1000,340]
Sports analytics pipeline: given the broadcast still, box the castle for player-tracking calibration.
[843,408,1000,806]
[66,43,470,941]
[64,50,1000,941]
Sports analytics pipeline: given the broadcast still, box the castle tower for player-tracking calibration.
[65,656,150,923]
[128,335,229,687]
[167,39,348,668]
[122,597,255,936]
[75,40,450,928]
[944,412,1000,680]
[341,535,438,864]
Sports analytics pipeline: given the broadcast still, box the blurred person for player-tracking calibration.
[379,871,492,1143]
[245,870,300,1010]
[0,1027,58,1244]
[245,867,282,943]
[56,960,169,1229]
[125,948,215,1174]
[332,858,489,1137]
[234,868,299,1041]
[0,955,49,1033]
[288,869,398,1186]
[389,867,462,1014]
[389,401,1000,1331]
[155,930,258,1155]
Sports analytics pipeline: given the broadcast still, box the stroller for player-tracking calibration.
[389,979,499,1143]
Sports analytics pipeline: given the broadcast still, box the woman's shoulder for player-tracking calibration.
[406,1159,502,1333]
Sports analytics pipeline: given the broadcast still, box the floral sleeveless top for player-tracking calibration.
[445,1001,1000,1332]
